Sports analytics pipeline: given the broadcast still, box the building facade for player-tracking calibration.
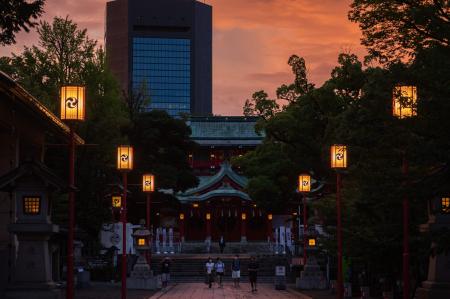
[152,116,279,242]
[0,71,83,297]
[106,0,212,117]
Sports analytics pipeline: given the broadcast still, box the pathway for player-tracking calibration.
[148,283,310,299]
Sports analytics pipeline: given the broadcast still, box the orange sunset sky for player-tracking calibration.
[0,0,366,115]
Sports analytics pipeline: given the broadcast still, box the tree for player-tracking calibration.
[0,16,97,112]
[128,110,198,193]
[0,17,130,237]
[0,0,45,45]
[243,90,280,119]
[236,52,437,288]
[276,55,315,103]
[349,0,450,63]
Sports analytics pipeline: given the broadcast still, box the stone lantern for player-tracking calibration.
[127,219,157,290]
[416,196,450,299]
[297,226,326,290]
[0,161,66,299]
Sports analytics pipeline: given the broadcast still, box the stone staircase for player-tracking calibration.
[179,241,274,255]
[149,253,290,283]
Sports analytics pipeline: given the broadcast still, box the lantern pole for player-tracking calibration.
[402,153,410,299]
[336,171,343,299]
[302,193,307,265]
[66,126,75,299]
[121,171,128,299]
[146,192,151,266]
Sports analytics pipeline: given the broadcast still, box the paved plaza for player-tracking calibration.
[149,283,310,299]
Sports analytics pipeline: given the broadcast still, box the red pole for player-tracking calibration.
[121,172,128,299]
[336,171,343,299]
[267,217,272,242]
[206,212,211,239]
[303,194,308,265]
[66,127,75,299]
[180,216,185,242]
[402,155,409,299]
[241,214,246,241]
[146,192,151,266]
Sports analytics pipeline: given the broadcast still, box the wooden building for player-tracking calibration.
[0,71,84,296]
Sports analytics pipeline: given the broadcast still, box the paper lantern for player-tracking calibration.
[267,214,273,221]
[331,145,347,169]
[442,198,450,213]
[179,213,185,220]
[112,195,122,208]
[298,174,311,192]
[206,213,211,220]
[117,146,133,171]
[241,213,247,220]
[393,85,417,119]
[60,86,85,121]
[142,174,155,192]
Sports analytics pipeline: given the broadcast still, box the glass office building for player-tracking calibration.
[106,0,212,116]
[132,37,191,116]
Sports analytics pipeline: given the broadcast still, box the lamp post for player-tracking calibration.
[331,144,347,299]
[142,174,154,265]
[298,174,311,265]
[60,85,85,299]
[117,145,133,299]
[393,85,417,299]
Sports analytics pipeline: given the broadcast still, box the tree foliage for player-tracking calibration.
[236,47,450,285]
[0,0,45,45]
[349,0,450,64]
[0,16,97,112]
[0,16,129,236]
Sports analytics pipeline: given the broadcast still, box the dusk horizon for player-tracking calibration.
[0,0,365,115]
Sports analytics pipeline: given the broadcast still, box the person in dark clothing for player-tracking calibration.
[248,256,259,292]
[160,257,171,291]
[219,235,226,253]
[205,257,215,288]
[231,254,241,288]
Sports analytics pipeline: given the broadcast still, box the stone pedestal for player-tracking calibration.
[127,254,157,290]
[6,223,61,299]
[416,209,450,299]
[416,250,450,299]
[296,256,326,289]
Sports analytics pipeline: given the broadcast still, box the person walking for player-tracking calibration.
[248,256,259,292]
[215,257,225,288]
[205,257,215,289]
[231,254,241,288]
[160,257,171,292]
[219,235,226,253]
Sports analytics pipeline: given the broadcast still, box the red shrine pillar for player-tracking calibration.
[206,211,212,241]
[267,214,273,242]
[241,211,247,243]
[179,212,185,242]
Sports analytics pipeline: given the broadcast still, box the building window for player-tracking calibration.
[132,37,191,117]
[23,196,41,215]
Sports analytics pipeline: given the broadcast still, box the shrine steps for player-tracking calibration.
[150,253,290,284]
[178,241,273,254]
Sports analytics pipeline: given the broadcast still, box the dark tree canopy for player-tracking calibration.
[349,0,450,63]
[0,0,45,45]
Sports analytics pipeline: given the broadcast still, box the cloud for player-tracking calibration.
[0,0,366,115]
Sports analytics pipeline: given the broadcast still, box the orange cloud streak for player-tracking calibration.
[0,0,365,115]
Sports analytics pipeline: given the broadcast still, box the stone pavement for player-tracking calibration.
[149,283,311,299]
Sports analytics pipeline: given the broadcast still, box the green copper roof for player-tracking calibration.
[187,116,264,145]
[176,162,250,202]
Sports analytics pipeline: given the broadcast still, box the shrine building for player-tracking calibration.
[156,116,275,243]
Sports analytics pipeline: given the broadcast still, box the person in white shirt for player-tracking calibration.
[214,257,225,288]
[205,258,215,288]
